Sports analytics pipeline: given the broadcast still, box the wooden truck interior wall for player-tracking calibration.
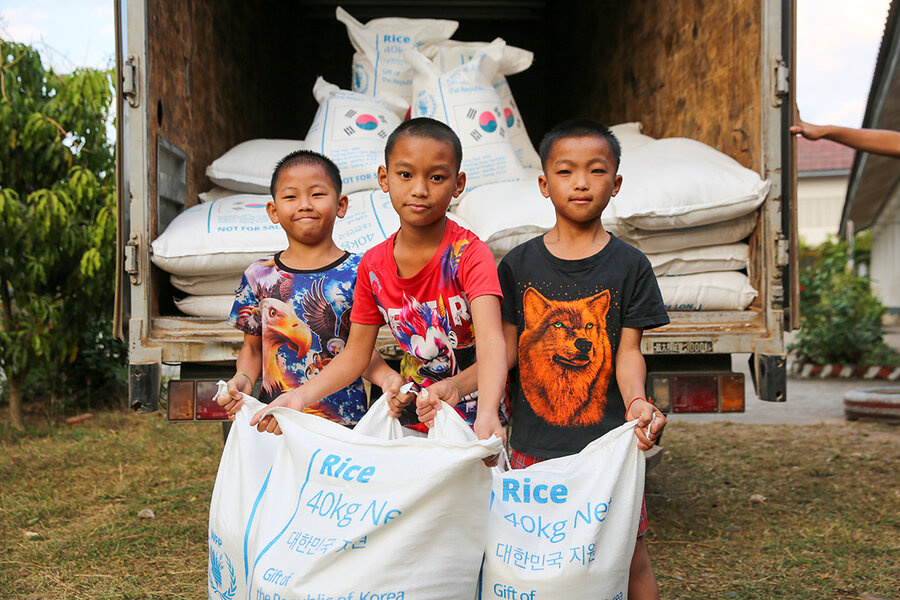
[147,0,764,317]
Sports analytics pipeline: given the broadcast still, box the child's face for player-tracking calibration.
[378,134,465,230]
[538,135,623,225]
[267,163,348,246]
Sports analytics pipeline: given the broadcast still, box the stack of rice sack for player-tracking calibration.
[610,123,768,312]
[151,139,300,318]
[150,5,766,319]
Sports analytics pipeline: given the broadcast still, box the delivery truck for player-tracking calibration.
[114,0,799,420]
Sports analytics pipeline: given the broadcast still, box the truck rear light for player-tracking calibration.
[196,380,229,420]
[648,372,745,413]
[167,379,229,421]
[167,380,194,420]
[719,374,745,412]
[648,375,672,413]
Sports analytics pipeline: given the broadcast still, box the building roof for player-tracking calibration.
[797,137,855,174]
[841,0,900,234]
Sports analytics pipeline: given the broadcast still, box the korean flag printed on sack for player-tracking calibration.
[302,78,405,195]
[481,421,646,600]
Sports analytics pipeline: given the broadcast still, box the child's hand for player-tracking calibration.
[217,377,248,420]
[474,412,506,467]
[627,398,666,451]
[415,379,460,426]
[249,388,305,435]
[382,372,415,418]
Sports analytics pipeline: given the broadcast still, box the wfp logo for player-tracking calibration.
[415,91,437,118]
[353,63,369,94]
[208,547,237,600]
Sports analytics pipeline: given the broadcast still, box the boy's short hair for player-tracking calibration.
[539,118,622,171]
[384,117,463,172]
[269,149,343,197]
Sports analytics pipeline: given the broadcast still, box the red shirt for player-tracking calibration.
[353,219,503,426]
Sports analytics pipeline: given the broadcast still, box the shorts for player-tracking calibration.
[509,448,649,538]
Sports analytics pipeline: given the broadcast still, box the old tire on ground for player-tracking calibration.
[843,387,900,423]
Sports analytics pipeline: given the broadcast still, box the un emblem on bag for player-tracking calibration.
[415,91,437,118]
[353,63,369,94]
[208,546,237,600]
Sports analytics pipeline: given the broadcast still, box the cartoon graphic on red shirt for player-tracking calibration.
[393,294,459,385]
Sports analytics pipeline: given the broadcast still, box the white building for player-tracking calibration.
[841,0,900,319]
[797,137,854,247]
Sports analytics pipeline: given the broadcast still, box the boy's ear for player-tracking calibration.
[538,173,551,199]
[377,165,390,193]
[453,170,466,198]
[336,194,349,218]
[611,174,623,197]
[266,200,279,224]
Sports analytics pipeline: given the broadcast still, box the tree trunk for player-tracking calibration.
[9,373,25,431]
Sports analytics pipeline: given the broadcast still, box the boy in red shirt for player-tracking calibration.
[252,118,508,445]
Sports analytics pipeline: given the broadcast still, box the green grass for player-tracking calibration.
[0,412,897,599]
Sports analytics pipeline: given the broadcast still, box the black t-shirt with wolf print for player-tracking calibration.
[499,234,670,458]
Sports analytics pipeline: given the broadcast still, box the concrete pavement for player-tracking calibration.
[666,326,900,426]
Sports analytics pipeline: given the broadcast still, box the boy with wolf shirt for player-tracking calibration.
[499,119,669,599]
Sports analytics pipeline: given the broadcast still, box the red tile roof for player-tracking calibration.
[797,137,855,173]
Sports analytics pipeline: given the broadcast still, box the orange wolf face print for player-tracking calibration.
[518,287,612,426]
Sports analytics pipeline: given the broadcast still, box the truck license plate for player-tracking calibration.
[652,340,715,354]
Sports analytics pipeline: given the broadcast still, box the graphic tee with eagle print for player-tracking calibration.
[228,251,367,427]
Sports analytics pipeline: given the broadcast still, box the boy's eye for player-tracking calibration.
[430,174,445,182]
[557,169,570,175]
[398,171,412,179]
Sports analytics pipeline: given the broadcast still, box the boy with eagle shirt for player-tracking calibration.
[217,150,403,427]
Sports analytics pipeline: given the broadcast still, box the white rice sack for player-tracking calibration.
[407,45,525,190]
[337,6,457,106]
[198,187,240,204]
[647,243,749,276]
[150,195,285,276]
[609,121,655,151]
[657,271,757,311]
[206,139,303,194]
[621,211,757,254]
[614,138,770,230]
[422,39,540,168]
[174,294,234,319]
[456,169,549,259]
[333,189,399,254]
[302,78,403,195]
[170,272,243,296]
[446,210,474,232]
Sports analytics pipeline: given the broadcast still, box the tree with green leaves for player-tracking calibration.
[0,39,119,430]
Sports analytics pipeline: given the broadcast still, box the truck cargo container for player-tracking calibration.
[114,0,799,418]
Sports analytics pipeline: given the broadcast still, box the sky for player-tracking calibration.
[0,0,893,129]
